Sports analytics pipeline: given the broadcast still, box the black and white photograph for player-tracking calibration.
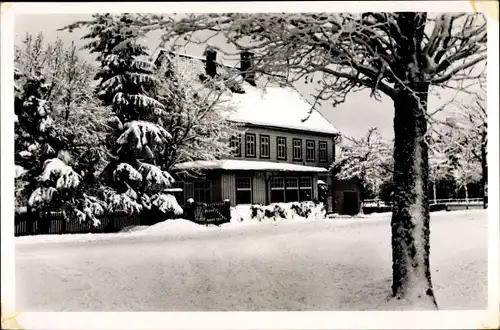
[1,1,499,329]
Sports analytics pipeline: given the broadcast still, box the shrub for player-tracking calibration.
[264,208,275,218]
[250,204,265,221]
[273,204,287,219]
[290,202,313,218]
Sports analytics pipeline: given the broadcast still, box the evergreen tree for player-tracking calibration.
[64,14,182,217]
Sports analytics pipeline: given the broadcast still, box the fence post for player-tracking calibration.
[26,207,35,235]
[222,199,231,223]
[186,199,196,222]
[61,211,67,234]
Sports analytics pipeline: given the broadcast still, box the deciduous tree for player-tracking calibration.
[124,12,487,308]
[444,94,487,207]
[332,127,392,210]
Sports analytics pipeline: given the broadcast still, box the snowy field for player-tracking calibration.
[15,209,487,311]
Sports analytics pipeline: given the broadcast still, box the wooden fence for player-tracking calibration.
[15,201,232,237]
[362,198,485,214]
[183,200,231,226]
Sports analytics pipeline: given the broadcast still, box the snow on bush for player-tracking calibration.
[151,193,183,215]
[233,201,325,224]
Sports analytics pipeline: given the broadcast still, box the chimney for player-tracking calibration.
[240,51,256,86]
[204,47,217,78]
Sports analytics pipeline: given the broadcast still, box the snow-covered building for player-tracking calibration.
[158,48,361,215]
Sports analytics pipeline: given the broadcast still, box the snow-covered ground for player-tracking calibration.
[15,209,487,311]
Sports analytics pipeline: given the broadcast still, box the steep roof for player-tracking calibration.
[157,50,340,136]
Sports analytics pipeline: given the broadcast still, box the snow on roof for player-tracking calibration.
[159,51,340,136]
[229,84,340,135]
[173,159,328,173]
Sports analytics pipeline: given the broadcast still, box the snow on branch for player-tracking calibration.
[138,162,175,190]
[28,186,58,208]
[117,120,171,152]
[151,193,183,215]
[39,158,81,189]
[107,190,143,215]
[113,163,143,183]
[333,127,393,196]
[122,12,486,112]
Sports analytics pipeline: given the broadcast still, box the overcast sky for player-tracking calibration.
[15,14,474,139]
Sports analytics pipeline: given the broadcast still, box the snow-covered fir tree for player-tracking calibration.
[15,68,105,226]
[66,13,182,217]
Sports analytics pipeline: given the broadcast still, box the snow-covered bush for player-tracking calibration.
[290,202,313,218]
[26,157,106,226]
[241,201,325,224]
[250,204,265,221]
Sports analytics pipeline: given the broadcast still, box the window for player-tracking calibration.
[271,176,311,203]
[285,177,299,202]
[319,141,328,162]
[194,180,212,203]
[260,135,270,159]
[306,140,315,162]
[236,177,252,204]
[229,135,242,157]
[245,133,256,158]
[299,177,313,201]
[277,137,287,160]
[270,177,285,203]
[293,139,302,161]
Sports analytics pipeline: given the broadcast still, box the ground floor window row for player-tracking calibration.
[182,176,314,205]
[269,176,313,204]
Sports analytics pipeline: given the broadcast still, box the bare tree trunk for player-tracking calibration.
[391,84,438,309]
